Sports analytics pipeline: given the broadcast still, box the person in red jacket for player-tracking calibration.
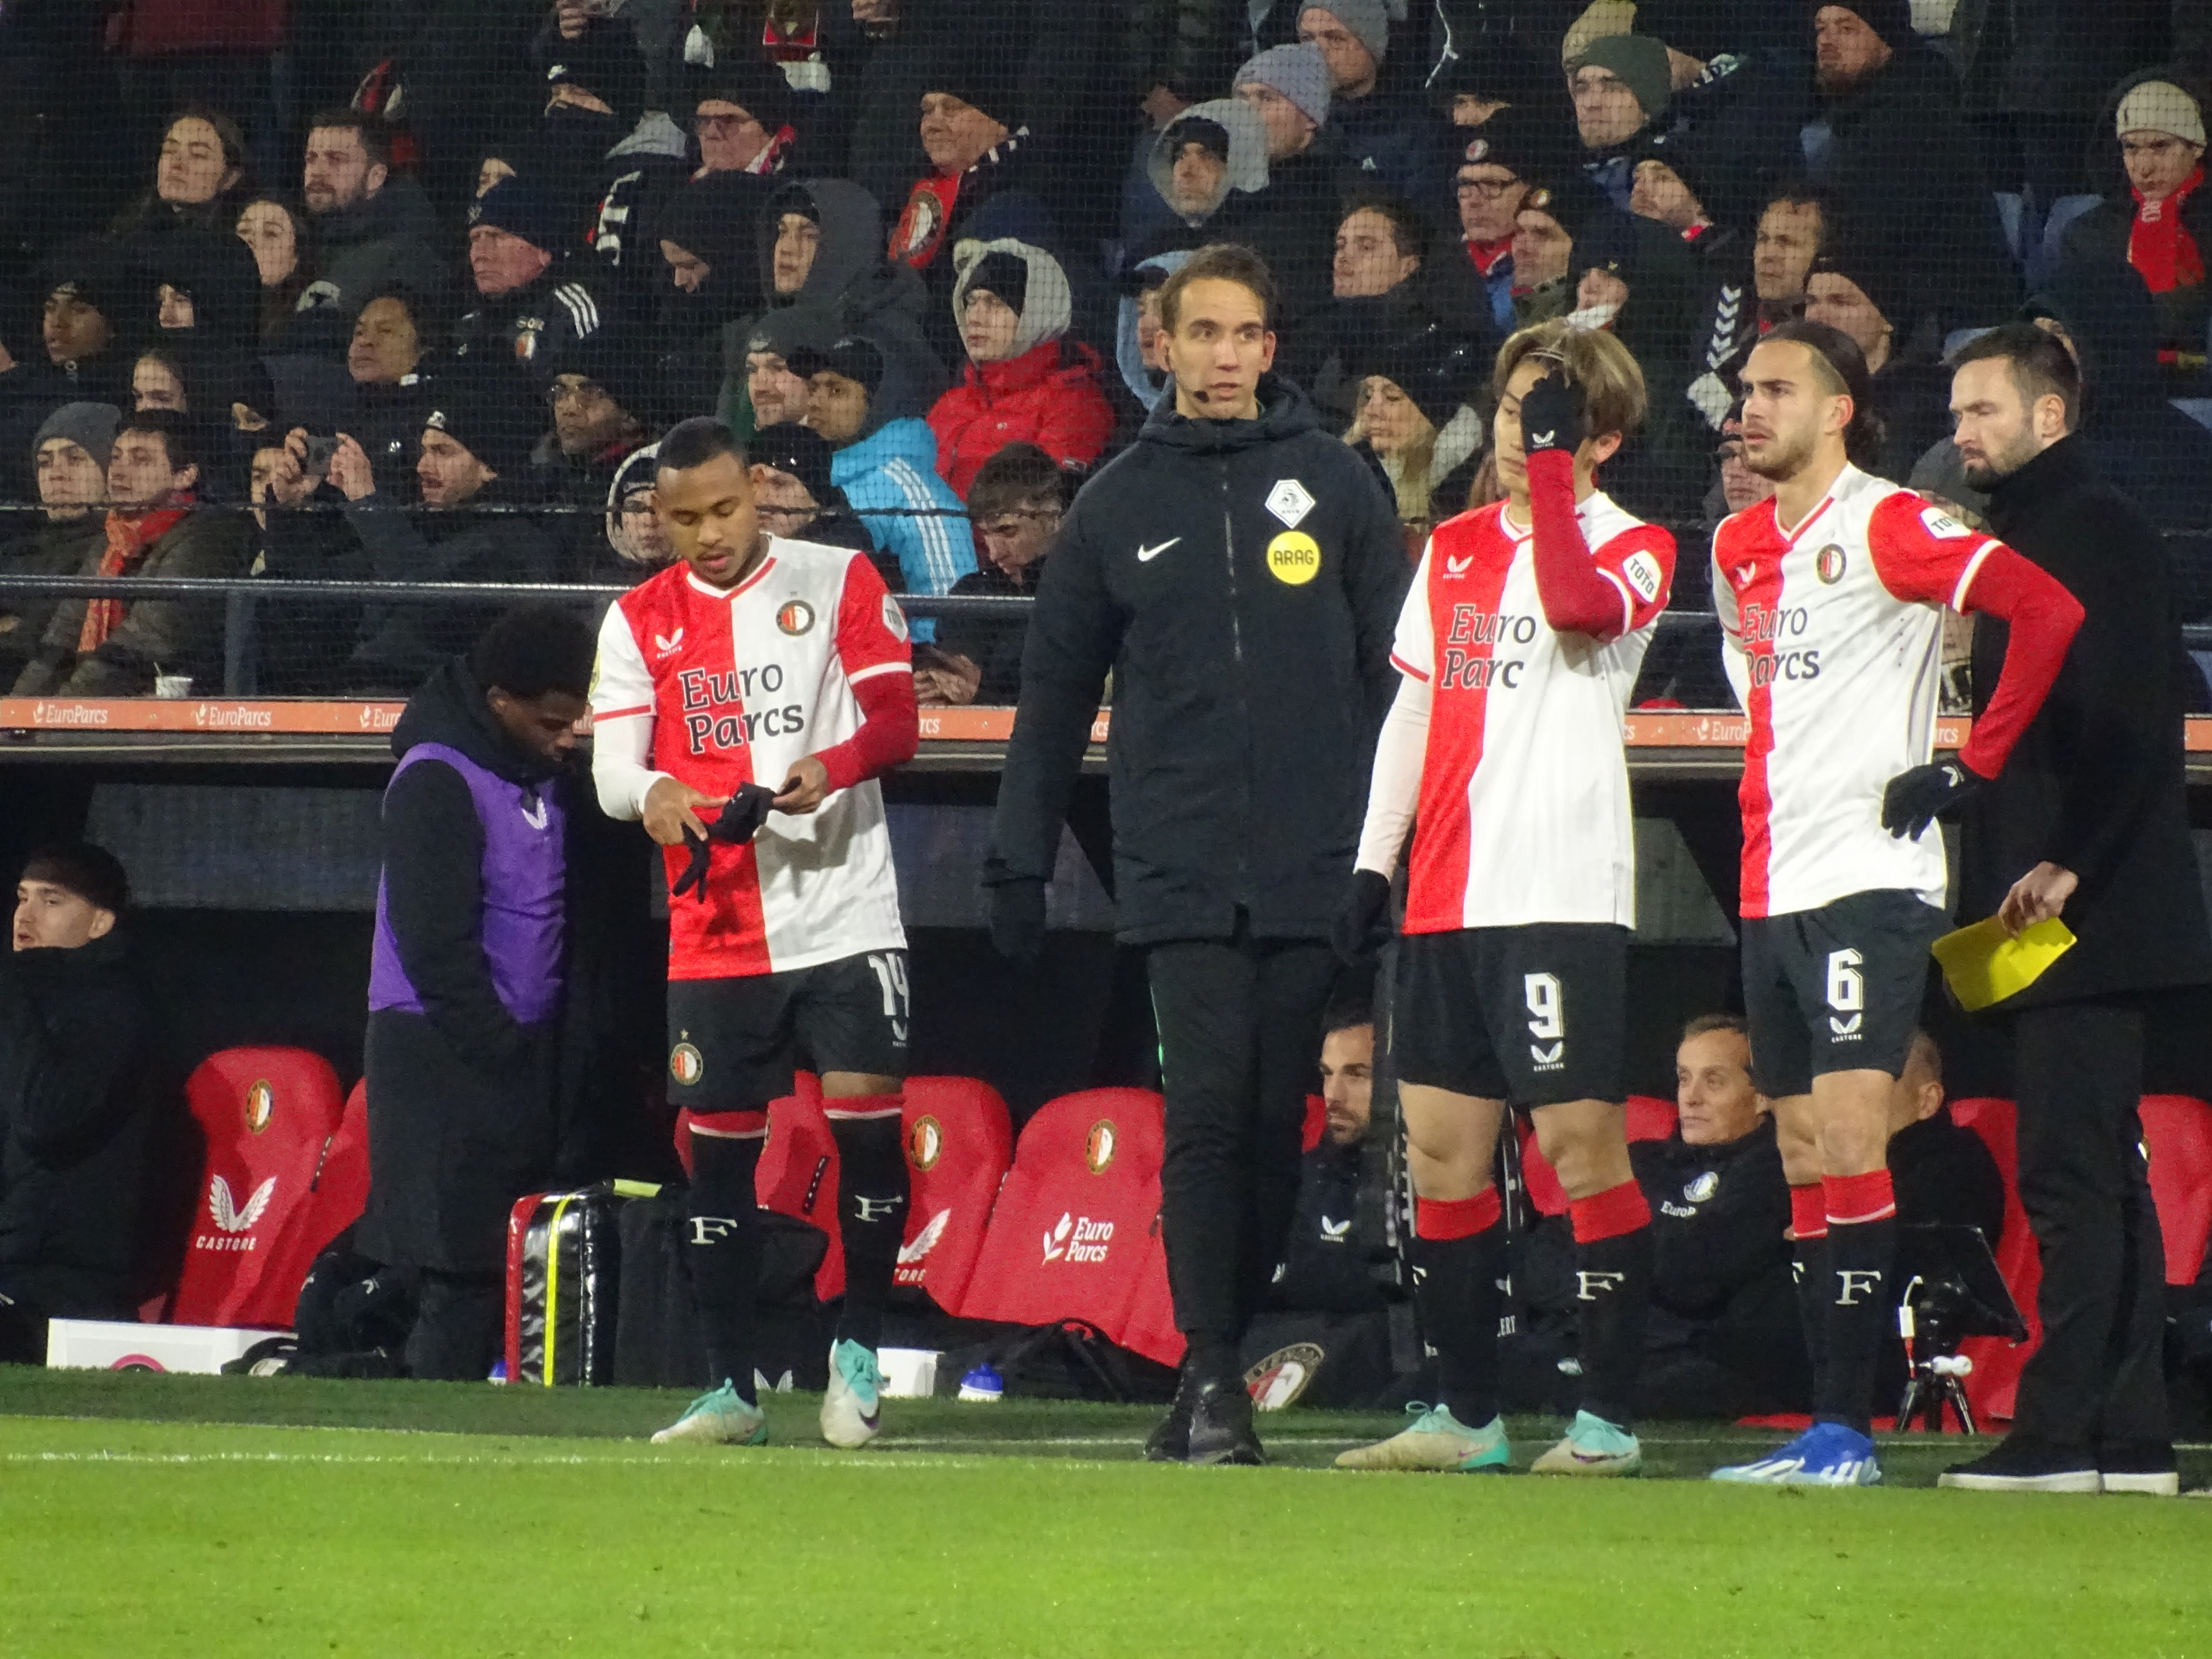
[925,238,1112,499]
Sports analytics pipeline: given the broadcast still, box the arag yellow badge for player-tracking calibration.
[1266,529,1320,585]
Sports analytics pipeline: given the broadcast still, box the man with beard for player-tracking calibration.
[286,110,444,353]
[1936,325,2211,1498]
[1706,320,2081,1487]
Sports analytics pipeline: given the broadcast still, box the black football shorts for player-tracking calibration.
[1393,923,1629,1108]
[666,949,910,1111]
[1740,888,1941,1097]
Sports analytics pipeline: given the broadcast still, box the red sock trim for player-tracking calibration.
[1414,1188,1501,1241]
[1789,1184,1828,1241]
[1824,1168,1897,1227]
[690,1108,769,1139]
[1569,1179,1651,1244]
[823,1092,904,1122]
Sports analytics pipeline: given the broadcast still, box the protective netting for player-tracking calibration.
[2,2,2210,702]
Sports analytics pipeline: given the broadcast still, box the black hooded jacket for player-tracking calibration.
[0,930,161,1316]
[1960,435,2212,1007]
[988,376,1407,944]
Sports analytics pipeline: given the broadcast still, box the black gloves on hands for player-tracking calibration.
[1517,370,1586,457]
[987,877,1048,963]
[1880,759,1983,839]
[1333,869,1395,963]
[672,781,778,902]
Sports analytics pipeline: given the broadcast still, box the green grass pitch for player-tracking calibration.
[3,1370,2210,1657]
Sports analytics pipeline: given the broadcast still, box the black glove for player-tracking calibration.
[1880,759,1983,839]
[671,781,779,902]
[1332,869,1395,963]
[987,877,1048,963]
[1517,369,1585,457]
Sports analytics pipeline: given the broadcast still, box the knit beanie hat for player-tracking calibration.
[1235,44,1331,128]
[918,36,1024,130]
[32,402,122,471]
[471,176,569,257]
[686,50,796,136]
[747,421,838,506]
[422,360,541,479]
[963,250,1030,316]
[1812,0,1916,51]
[1810,229,1912,334]
[2116,81,2208,147]
[1305,0,1390,65]
[1359,325,1487,427]
[544,21,650,128]
[1571,33,1672,123]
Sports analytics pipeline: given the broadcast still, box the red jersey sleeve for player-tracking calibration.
[1592,523,1677,636]
[815,554,919,792]
[1866,493,2000,609]
[833,552,913,685]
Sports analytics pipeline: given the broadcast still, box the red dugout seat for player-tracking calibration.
[1948,1097,2041,1423]
[167,1048,345,1327]
[960,1088,1177,1362]
[2141,1095,2212,1286]
[1301,1093,1326,1153]
[251,1078,374,1325]
[679,1074,846,1301]
[1626,1096,1679,1142]
[895,1077,1014,1316]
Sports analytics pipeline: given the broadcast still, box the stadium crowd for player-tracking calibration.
[1,1,2211,699]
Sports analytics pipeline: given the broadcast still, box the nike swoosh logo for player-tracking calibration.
[1136,538,1180,563]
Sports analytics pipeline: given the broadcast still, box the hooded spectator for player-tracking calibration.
[1,406,118,687]
[233,195,313,344]
[452,177,612,392]
[745,421,878,560]
[1800,1,2017,333]
[2058,71,2212,375]
[649,169,777,419]
[1343,324,1488,536]
[14,409,248,696]
[111,107,252,236]
[1296,0,1446,205]
[1805,232,1950,482]
[792,333,977,619]
[927,239,1113,497]
[597,441,672,579]
[286,110,445,356]
[1565,206,1710,514]
[1114,249,1192,419]
[1427,36,1558,129]
[134,226,263,358]
[922,441,1069,706]
[1143,102,1270,234]
[1569,32,1673,211]
[300,361,558,692]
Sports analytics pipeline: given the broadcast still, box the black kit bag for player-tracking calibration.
[503,1180,660,1387]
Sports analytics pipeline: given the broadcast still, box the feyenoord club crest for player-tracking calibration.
[244,1079,275,1134]
[1085,1119,1118,1174]
[777,599,815,636]
[669,1041,704,1086]
[1815,543,1848,584]
[513,319,544,362]
[908,1115,944,1171]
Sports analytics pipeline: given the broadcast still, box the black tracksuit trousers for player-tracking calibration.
[2011,1000,2170,1448]
[1147,930,1339,1358]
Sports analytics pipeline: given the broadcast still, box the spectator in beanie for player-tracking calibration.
[23,243,157,415]
[889,40,1057,365]
[1427,36,1559,130]
[532,328,658,577]
[1226,44,1343,340]
[234,195,313,346]
[14,410,247,697]
[0,843,162,1363]
[1342,324,1488,539]
[793,333,976,620]
[920,441,1067,707]
[111,107,252,236]
[295,361,558,692]
[1804,234,1951,482]
[746,421,877,559]
[452,177,611,391]
[346,284,443,498]
[733,308,836,436]
[1569,32,1675,213]
[690,54,802,180]
[1454,117,1554,336]
[1296,0,1445,206]
[1800,2,2016,334]
[927,240,1112,499]
[529,20,655,233]
[2059,72,2212,375]
[135,227,263,359]
[286,110,445,355]
[1,406,119,688]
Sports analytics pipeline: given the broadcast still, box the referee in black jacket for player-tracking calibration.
[1936,324,2212,1497]
[986,244,1408,1464]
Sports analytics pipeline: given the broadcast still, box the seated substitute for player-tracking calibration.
[1335,319,1676,1478]
[1635,1013,1810,1417]
[0,846,159,1362]
[1886,1029,2005,1249]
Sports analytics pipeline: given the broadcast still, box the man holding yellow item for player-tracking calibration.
[1939,324,2212,1498]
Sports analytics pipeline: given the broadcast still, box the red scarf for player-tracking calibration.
[1464,234,1514,276]
[79,505,187,655]
[2129,165,2205,294]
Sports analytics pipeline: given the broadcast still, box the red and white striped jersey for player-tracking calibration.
[1387,493,1674,931]
[1713,464,1999,918]
[592,538,910,979]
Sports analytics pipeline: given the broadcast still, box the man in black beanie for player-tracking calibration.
[453,177,613,392]
[745,420,876,558]
[1805,234,1952,482]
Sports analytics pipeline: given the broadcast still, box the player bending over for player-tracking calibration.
[591,417,921,1449]
[1335,321,1674,1477]
[1708,322,2081,1487]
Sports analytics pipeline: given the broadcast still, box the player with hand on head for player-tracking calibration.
[1335,319,1675,1478]
[1707,321,2082,1488]
[590,417,920,1450]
